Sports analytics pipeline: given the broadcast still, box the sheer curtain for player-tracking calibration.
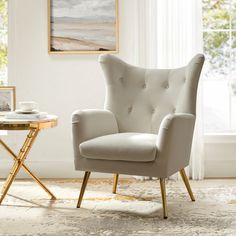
[133,0,204,180]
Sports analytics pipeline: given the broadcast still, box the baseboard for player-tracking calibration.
[1,159,235,179]
[0,160,117,179]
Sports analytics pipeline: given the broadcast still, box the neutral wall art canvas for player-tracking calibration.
[48,0,118,54]
[0,87,16,115]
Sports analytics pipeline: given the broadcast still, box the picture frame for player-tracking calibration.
[0,86,16,115]
[48,0,119,54]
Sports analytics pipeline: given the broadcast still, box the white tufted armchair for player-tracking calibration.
[72,54,205,219]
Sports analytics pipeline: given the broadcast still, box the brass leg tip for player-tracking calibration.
[192,199,195,202]
[112,191,116,194]
[51,196,56,200]
[164,216,168,219]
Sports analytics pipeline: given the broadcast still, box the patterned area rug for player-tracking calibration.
[0,179,235,236]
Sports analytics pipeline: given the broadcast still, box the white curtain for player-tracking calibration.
[133,0,204,180]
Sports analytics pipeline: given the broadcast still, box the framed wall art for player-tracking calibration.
[48,0,119,54]
[0,86,16,115]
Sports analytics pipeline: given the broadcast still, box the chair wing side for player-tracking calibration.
[99,54,127,86]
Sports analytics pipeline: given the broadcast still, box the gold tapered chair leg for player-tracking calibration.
[160,178,168,219]
[179,169,195,201]
[112,174,119,194]
[77,171,91,208]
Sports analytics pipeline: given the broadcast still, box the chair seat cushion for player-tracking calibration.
[79,133,157,162]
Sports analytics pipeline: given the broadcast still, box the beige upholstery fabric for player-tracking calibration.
[80,133,157,162]
[72,54,204,178]
[99,54,202,133]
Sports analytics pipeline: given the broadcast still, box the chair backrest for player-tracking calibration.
[99,54,205,134]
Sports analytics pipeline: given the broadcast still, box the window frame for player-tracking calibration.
[203,0,236,133]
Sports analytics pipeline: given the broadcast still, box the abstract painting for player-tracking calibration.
[48,0,118,54]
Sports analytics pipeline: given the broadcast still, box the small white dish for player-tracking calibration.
[15,109,39,114]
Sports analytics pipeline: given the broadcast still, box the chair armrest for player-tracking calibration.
[72,109,118,143]
[156,113,195,176]
[72,109,118,168]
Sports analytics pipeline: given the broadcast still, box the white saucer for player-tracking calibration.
[15,109,39,114]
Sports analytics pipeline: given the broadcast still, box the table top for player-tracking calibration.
[0,115,58,130]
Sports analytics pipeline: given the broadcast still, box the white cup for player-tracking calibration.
[19,101,38,111]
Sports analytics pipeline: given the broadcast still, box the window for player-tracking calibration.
[203,0,236,133]
[0,0,7,85]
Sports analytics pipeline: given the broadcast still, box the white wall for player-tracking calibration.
[2,0,136,178]
[3,0,235,179]
[204,135,236,178]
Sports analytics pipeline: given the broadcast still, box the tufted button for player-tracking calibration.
[128,106,133,114]
[142,83,147,89]
[172,108,176,113]
[163,82,169,89]
[119,77,124,83]
[183,78,186,83]
[151,108,155,114]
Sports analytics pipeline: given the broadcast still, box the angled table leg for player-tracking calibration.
[0,138,56,200]
[0,129,35,198]
[0,128,56,204]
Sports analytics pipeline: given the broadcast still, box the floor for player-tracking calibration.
[0,179,235,236]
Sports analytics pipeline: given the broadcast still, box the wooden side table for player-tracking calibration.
[0,115,58,204]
